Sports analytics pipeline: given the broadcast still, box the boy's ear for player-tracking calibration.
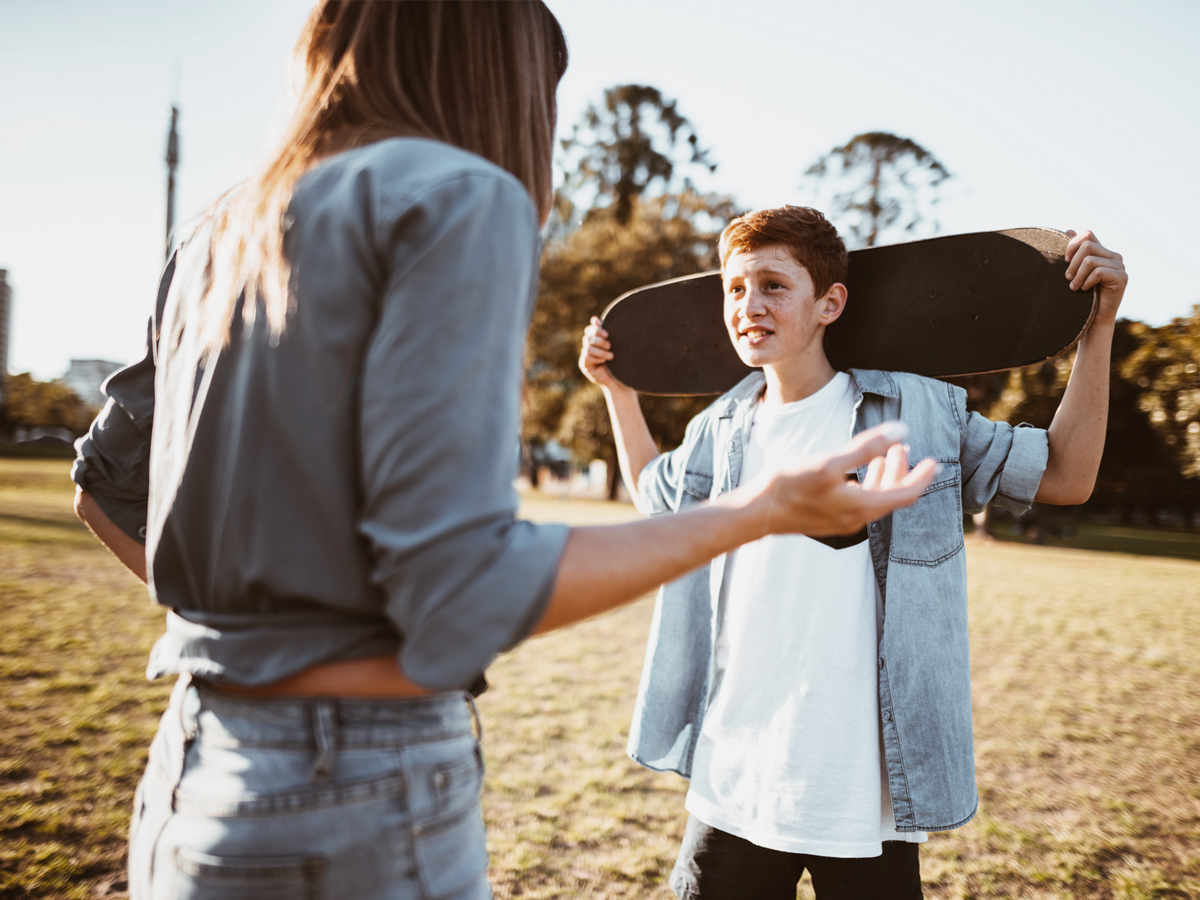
[818,283,848,326]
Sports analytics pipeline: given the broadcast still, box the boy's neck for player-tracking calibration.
[761,354,838,407]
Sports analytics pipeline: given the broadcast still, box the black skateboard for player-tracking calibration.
[600,228,1097,396]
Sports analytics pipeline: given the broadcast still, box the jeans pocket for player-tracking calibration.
[165,847,326,900]
[413,741,489,900]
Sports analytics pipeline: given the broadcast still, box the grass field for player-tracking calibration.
[2,460,1198,899]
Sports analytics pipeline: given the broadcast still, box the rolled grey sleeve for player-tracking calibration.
[956,387,1049,515]
[71,256,171,542]
[357,172,569,691]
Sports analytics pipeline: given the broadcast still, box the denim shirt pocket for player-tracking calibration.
[889,459,963,567]
[681,470,714,505]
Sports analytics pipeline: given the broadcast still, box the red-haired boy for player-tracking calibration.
[580,206,1127,899]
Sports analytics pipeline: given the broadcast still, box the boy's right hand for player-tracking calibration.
[579,317,625,391]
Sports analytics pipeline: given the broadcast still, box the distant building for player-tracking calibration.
[64,359,124,410]
[0,269,10,401]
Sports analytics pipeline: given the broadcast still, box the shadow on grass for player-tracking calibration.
[0,512,88,532]
[989,524,1200,563]
[0,512,93,547]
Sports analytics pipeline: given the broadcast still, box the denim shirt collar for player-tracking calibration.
[717,367,898,424]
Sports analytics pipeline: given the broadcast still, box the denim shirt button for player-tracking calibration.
[882,710,892,722]
[878,657,885,669]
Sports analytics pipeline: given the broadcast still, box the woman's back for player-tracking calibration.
[94,138,569,689]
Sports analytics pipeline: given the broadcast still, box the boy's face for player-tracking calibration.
[722,244,844,373]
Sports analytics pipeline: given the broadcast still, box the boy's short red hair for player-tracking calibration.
[718,206,848,298]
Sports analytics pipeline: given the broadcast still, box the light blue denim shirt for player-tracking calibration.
[627,369,1049,832]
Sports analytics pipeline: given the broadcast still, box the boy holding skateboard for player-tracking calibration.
[579,205,1127,899]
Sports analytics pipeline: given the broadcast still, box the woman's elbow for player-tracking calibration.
[73,487,90,525]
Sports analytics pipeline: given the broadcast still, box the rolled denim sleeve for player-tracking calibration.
[357,172,569,691]
[637,406,716,514]
[955,386,1049,515]
[70,257,173,543]
[638,448,685,514]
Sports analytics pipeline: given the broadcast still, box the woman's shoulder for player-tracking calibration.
[310,138,532,212]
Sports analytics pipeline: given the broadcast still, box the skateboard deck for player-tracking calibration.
[601,228,1097,396]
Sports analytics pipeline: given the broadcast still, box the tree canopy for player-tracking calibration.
[0,374,93,437]
[804,132,950,248]
[524,85,735,496]
[558,84,717,227]
[526,191,736,495]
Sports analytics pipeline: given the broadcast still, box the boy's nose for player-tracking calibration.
[742,288,767,317]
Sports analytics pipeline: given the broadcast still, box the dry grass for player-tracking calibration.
[0,460,170,900]
[1,465,1198,898]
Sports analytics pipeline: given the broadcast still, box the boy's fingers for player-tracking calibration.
[1080,264,1128,292]
[1064,229,1096,261]
[1070,254,1127,292]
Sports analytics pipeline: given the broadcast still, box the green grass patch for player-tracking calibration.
[993,520,1200,562]
[2,468,1199,898]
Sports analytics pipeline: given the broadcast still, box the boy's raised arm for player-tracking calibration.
[579,316,660,508]
[1035,230,1128,505]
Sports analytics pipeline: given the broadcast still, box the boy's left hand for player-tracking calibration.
[1065,230,1127,327]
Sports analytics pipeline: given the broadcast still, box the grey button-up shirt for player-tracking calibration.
[72,138,569,691]
[627,369,1049,832]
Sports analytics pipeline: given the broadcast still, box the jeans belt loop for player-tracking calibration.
[466,693,484,743]
[310,700,338,782]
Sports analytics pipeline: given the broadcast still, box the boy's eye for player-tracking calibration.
[768,281,783,290]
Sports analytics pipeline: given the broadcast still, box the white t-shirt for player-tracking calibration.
[685,372,927,857]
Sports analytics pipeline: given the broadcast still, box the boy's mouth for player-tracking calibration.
[739,326,773,346]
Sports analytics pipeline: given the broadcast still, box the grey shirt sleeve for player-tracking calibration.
[954,385,1049,515]
[70,255,174,542]
[357,172,569,690]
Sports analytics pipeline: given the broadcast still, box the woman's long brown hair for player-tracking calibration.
[197,0,568,352]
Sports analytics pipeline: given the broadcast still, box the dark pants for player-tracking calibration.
[670,816,923,900]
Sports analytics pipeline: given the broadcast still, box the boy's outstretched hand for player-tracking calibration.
[746,423,939,538]
[1065,230,1127,326]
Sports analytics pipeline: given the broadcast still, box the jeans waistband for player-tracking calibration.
[186,678,475,752]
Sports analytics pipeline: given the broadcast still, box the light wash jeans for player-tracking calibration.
[129,676,491,900]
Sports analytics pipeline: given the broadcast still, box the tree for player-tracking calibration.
[558,84,717,227]
[1122,306,1200,480]
[804,132,950,248]
[0,373,93,437]
[1097,318,1200,524]
[526,191,737,497]
[957,320,1200,530]
[525,85,733,498]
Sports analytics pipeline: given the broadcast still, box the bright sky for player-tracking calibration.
[2,0,1197,379]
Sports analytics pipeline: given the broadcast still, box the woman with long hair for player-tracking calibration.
[72,2,933,897]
